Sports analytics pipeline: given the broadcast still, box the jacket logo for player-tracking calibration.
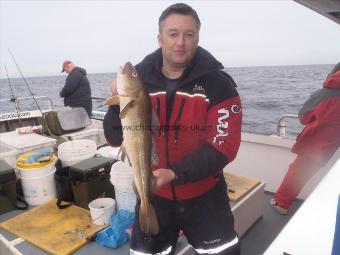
[231,104,241,114]
[213,107,229,145]
[193,84,205,94]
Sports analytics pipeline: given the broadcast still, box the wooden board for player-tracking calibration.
[224,172,261,201]
[0,199,107,255]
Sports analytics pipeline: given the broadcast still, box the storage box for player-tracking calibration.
[69,156,115,209]
[0,160,17,215]
[60,128,102,145]
[0,142,17,168]
[0,131,56,155]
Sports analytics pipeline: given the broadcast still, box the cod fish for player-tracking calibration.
[105,62,159,235]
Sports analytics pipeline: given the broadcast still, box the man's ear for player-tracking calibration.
[157,34,162,47]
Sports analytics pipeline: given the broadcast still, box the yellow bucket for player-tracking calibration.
[16,153,57,169]
[16,151,57,205]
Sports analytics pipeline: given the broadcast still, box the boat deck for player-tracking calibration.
[0,192,302,255]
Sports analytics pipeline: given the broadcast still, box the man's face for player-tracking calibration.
[158,14,199,69]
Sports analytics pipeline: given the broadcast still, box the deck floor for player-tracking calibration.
[178,192,302,255]
[240,192,302,255]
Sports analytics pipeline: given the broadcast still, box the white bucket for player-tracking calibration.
[110,160,136,212]
[110,160,134,192]
[88,198,115,225]
[115,190,137,212]
[57,139,97,167]
[17,153,57,205]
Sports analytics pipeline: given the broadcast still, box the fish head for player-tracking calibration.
[117,62,144,98]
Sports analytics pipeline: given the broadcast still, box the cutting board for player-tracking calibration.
[0,199,107,255]
[224,172,261,201]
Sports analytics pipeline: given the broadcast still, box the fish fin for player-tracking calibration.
[119,144,132,166]
[139,202,159,235]
[105,95,120,105]
[151,109,160,135]
[151,137,159,167]
[119,96,135,118]
[119,144,126,161]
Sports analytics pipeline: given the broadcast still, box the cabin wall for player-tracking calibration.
[224,133,332,200]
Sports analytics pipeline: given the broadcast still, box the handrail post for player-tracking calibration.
[276,114,299,137]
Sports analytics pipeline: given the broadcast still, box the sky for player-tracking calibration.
[0,0,340,78]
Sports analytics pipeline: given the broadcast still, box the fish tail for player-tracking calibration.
[139,201,159,235]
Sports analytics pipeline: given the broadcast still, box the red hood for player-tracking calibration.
[323,70,340,89]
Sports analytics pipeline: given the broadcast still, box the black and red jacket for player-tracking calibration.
[104,47,242,200]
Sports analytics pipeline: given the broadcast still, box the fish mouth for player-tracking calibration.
[122,62,136,75]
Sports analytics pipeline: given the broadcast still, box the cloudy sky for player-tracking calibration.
[1,0,339,78]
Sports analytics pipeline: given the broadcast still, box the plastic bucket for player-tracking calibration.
[16,153,57,205]
[57,139,97,167]
[115,190,137,212]
[88,197,115,225]
[110,160,134,192]
[110,160,136,212]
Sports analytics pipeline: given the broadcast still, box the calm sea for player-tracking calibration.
[0,64,333,137]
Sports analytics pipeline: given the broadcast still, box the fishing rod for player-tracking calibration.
[3,63,23,127]
[8,48,44,115]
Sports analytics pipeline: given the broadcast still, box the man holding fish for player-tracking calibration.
[104,3,242,255]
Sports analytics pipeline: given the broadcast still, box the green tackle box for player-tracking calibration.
[69,156,115,209]
[0,160,17,215]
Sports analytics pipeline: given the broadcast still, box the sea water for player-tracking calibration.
[0,64,333,137]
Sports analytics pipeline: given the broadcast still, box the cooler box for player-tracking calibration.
[69,156,115,209]
[0,131,56,155]
[0,160,17,215]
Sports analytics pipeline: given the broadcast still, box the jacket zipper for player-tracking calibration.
[174,98,186,144]
[155,98,161,137]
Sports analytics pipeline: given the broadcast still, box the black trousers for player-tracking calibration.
[130,178,241,255]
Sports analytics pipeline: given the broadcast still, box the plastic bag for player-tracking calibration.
[95,210,135,249]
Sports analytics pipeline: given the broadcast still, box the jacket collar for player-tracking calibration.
[323,71,340,89]
[136,46,224,87]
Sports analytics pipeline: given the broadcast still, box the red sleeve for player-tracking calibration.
[207,96,242,162]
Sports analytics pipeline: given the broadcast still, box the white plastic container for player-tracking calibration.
[97,146,120,160]
[115,190,137,212]
[88,197,115,225]
[57,139,97,167]
[16,153,57,205]
[111,160,137,212]
[60,128,101,145]
[111,160,134,192]
[0,131,56,155]
[0,141,17,168]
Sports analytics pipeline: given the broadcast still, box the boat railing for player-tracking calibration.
[0,96,54,112]
[276,114,299,137]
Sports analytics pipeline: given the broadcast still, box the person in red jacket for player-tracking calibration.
[104,3,242,254]
[271,62,340,214]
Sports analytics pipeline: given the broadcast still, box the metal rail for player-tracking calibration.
[0,96,54,111]
[276,114,299,137]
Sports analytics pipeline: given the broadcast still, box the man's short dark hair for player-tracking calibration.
[159,3,201,32]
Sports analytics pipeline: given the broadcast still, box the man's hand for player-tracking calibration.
[152,168,176,188]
